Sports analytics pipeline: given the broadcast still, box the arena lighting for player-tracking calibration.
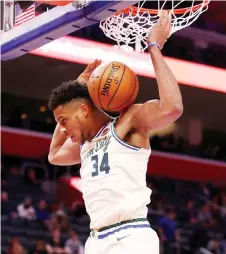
[30,36,226,93]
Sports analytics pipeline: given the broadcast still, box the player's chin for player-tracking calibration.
[71,136,83,145]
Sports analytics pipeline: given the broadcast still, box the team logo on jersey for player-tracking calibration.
[101,127,110,136]
[82,135,111,161]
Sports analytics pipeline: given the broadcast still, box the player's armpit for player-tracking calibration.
[131,99,183,134]
[48,138,81,166]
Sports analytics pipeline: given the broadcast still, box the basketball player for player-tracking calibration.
[48,11,183,254]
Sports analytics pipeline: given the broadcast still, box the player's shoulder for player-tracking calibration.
[117,100,160,126]
[114,104,142,132]
[120,104,142,118]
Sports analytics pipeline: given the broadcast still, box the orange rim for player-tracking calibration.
[115,0,209,16]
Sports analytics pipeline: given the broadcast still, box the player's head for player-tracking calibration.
[48,80,97,144]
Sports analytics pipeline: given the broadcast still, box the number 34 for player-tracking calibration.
[91,152,110,177]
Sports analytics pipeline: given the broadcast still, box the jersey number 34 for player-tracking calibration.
[91,152,110,177]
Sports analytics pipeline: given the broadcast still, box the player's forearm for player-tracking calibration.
[149,47,183,113]
[49,123,67,160]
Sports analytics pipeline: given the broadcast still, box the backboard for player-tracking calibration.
[1,1,139,61]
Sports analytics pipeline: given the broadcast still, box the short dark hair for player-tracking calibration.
[48,80,91,111]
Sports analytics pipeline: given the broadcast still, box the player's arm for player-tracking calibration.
[48,123,81,166]
[132,11,183,133]
[48,60,102,166]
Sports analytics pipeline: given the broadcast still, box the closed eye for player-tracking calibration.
[60,118,66,125]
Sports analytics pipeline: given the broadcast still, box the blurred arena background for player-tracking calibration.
[1,1,226,254]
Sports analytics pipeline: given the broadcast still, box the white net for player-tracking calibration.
[100,0,210,53]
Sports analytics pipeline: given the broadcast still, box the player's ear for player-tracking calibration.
[80,104,89,118]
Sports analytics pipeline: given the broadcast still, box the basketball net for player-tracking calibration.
[100,0,210,53]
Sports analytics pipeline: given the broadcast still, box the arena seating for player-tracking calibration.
[2,156,226,254]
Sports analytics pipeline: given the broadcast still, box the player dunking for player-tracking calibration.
[48,12,183,254]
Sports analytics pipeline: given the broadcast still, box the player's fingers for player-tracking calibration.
[98,59,102,64]
[90,60,98,70]
[166,12,171,26]
[87,61,95,69]
[159,10,168,26]
[159,10,167,18]
[163,11,170,26]
[162,10,168,18]
[168,11,172,22]
[166,14,172,35]
[95,60,102,69]
[92,59,99,65]
[158,11,164,25]
[94,59,100,64]
[92,59,98,67]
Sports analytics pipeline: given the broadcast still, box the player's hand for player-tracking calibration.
[77,59,102,85]
[147,10,171,49]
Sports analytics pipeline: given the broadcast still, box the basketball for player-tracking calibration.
[88,61,139,112]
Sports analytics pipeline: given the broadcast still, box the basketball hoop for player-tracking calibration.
[100,0,210,53]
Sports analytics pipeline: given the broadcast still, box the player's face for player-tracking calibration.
[53,103,88,144]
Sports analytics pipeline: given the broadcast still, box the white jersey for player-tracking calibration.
[80,119,152,230]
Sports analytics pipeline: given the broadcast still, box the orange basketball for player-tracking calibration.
[88,61,139,112]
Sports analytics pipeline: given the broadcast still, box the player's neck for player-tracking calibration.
[88,110,112,140]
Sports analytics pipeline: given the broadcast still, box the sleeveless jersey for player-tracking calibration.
[80,119,152,229]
